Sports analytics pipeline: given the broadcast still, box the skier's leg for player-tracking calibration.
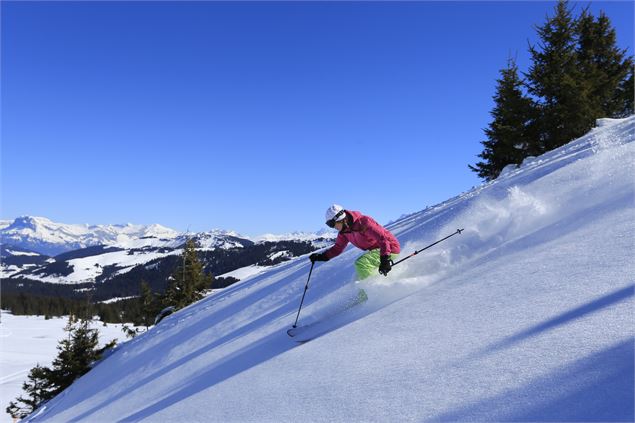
[355,250,381,280]
[355,250,400,280]
[353,250,400,304]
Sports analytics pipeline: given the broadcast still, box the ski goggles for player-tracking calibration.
[325,210,346,228]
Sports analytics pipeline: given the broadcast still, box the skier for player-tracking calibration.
[310,204,401,280]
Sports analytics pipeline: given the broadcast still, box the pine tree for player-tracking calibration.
[576,9,634,118]
[470,1,633,182]
[6,317,104,419]
[6,365,55,420]
[162,239,213,310]
[616,67,634,117]
[526,0,595,152]
[139,279,160,327]
[47,317,101,397]
[470,58,538,180]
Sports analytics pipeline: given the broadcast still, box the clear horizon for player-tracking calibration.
[2,1,633,237]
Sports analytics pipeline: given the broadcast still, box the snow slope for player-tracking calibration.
[24,117,634,422]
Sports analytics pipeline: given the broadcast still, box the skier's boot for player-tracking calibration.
[357,288,368,304]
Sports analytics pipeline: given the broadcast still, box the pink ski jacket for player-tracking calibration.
[324,210,401,260]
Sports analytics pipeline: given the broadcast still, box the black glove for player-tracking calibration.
[310,253,329,263]
[379,255,392,276]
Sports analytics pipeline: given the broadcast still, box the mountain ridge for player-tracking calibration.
[1,221,335,303]
[0,215,334,257]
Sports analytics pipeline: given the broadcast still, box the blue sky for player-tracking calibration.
[2,1,633,236]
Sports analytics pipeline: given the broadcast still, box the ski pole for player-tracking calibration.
[291,261,315,328]
[391,228,464,267]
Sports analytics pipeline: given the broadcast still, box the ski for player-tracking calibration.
[287,288,368,342]
[286,318,335,343]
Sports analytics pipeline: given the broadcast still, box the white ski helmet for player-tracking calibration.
[325,204,346,224]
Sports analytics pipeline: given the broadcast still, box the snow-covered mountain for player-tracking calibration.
[1,217,335,287]
[20,117,634,422]
[0,216,333,257]
[253,228,335,243]
[0,216,180,256]
[2,219,335,303]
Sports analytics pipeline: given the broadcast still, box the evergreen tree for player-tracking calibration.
[470,58,538,180]
[139,279,160,327]
[6,365,55,420]
[6,317,106,419]
[526,0,595,152]
[162,239,213,310]
[47,317,101,397]
[617,66,634,117]
[576,9,633,118]
[97,302,119,323]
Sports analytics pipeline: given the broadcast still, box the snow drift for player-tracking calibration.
[25,117,634,422]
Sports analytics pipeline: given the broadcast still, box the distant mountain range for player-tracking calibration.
[0,216,332,256]
[1,216,335,302]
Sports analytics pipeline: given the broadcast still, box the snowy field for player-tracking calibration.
[16,117,635,422]
[0,312,135,423]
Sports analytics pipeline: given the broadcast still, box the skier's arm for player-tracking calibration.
[324,233,349,260]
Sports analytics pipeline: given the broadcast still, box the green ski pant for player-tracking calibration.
[355,250,399,280]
